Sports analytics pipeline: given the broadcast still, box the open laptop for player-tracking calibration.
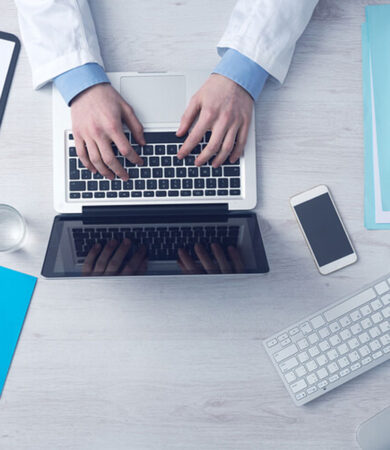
[42,71,269,277]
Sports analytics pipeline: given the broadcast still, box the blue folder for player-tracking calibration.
[362,7,390,229]
[0,266,37,395]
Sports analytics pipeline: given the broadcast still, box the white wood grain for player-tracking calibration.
[0,1,389,449]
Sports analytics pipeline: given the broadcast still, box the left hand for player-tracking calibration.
[176,74,254,167]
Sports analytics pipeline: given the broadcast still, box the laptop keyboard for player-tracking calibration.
[72,224,240,262]
[66,131,242,201]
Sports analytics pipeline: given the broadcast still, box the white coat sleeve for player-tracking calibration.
[218,0,319,83]
[14,0,104,89]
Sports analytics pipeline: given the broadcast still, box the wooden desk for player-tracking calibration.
[0,1,389,448]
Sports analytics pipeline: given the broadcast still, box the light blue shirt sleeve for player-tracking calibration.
[213,48,268,101]
[53,63,110,106]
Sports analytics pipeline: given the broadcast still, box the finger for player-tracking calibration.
[82,243,102,275]
[122,245,147,275]
[211,242,232,274]
[194,243,219,274]
[85,138,115,180]
[229,121,249,164]
[177,115,210,160]
[177,248,202,274]
[176,97,200,136]
[177,258,190,274]
[227,246,245,273]
[74,134,96,173]
[212,124,240,168]
[93,240,118,275]
[135,257,148,275]
[195,122,228,167]
[97,137,129,181]
[111,130,143,166]
[121,103,146,146]
[105,238,132,275]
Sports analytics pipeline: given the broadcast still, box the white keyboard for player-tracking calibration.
[264,273,390,406]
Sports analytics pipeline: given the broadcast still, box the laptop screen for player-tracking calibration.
[41,212,269,277]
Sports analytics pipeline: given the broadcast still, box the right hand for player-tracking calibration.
[71,83,145,181]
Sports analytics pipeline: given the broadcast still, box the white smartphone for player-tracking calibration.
[290,185,357,275]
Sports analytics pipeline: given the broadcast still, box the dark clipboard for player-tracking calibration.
[0,32,20,128]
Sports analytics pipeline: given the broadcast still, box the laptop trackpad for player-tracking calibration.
[120,75,186,124]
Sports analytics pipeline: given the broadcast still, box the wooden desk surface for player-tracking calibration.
[0,1,389,448]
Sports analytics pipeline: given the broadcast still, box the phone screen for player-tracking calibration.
[294,193,354,267]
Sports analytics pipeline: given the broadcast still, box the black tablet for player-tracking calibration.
[0,32,20,128]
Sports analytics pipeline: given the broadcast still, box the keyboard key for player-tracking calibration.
[156,191,167,197]
[200,167,210,177]
[182,179,193,189]
[217,190,228,196]
[131,191,142,197]
[135,180,145,190]
[224,166,240,176]
[123,180,133,190]
[69,169,80,180]
[119,191,130,197]
[206,178,216,188]
[230,190,241,196]
[185,155,195,166]
[147,180,157,190]
[87,181,98,191]
[155,145,165,155]
[180,190,191,196]
[212,167,222,177]
[167,145,177,154]
[111,180,121,190]
[69,146,77,157]
[230,178,240,188]
[161,156,172,166]
[168,191,179,197]
[159,179,169,189]
[93,172,103,179]
[218,178,228,188]
[143,191,154,197]
[70,181,86,191]
[285,372,296,383]
[290,379,307,394]
[141,132,186,144]
[141,168,151,178]
[149,157,160,166]
[152,168,163,178]
[129,168,139,178]
[273,344,298,363]
[375,281,389,295]
[99,181,109,190]
[70,193,81,199]
[164,168,174,177]
[81,170,92,179]
[171,179,181,189]
[188,167,198,177]
[206,190,216,196]
[94,192,105,198]
[279,357,298,373]
[195,179,205,189]
[107,192,117,198]
[193,190,204,196]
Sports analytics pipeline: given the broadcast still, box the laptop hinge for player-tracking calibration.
[82,203,229,221]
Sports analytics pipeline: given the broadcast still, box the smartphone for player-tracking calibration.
[290,185,357,275]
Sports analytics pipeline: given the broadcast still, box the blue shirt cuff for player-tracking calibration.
[212,49,268,100]
[53,63,110,106]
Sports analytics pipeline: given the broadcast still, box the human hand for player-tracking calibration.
[71,84,145,181]
[82,239,148,276]
[177,243,245,274]
[176,74,253,167]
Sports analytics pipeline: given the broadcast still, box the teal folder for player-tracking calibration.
[366,5,390,212]
[0,266,37,396]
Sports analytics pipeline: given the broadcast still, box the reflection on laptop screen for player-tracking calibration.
[42,213,269,277]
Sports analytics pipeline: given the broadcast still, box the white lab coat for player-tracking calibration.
[15,0,319,90]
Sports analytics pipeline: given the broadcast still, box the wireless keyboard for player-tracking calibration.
[264,273,390,406]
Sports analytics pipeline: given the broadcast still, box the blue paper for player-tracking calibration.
[0,266,37,395]
[366,5,390,211]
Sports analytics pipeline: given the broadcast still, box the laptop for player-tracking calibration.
[42,71,269,277]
